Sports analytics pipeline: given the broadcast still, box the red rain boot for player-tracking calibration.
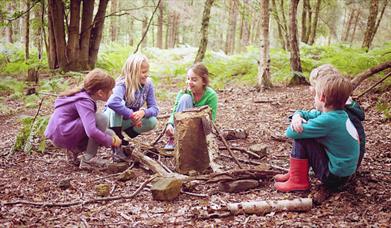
[274,170,290,182]
[274,157,310,192]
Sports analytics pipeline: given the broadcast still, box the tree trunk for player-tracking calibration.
[289,0,307,86]
[141,17,148,48]
[48,0,67,70]
[109,0,118,42]
[350,9,361,44]
[79,0,94,69]
[301,0,308,43]
[308,0,321,45]
[129,19,134,46]
[5,3,14,43]
[362,0,379,49]
[33,1,43,60]
[257,0,272,90]
[88,0,109,68]
[343,9,355,42]
[24,0,30,60]
[194,0,214,63]
[156,0,164,48]
[240,0,251,52]
[280,0,290,50]
[271,0,286,50]
[351,60,391,90]
[168,11,179,48]
[305,0,312,43]
[67,0,81,70]
[370,0,388,45]
[225,0,238,54]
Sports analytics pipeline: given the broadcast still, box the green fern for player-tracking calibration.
[14,115,49,154]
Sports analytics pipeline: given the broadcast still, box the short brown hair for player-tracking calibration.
[315,75,352,109]
[309,64,341,87]
[190,63,209,87]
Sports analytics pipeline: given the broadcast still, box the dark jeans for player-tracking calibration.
[291,138,351,190]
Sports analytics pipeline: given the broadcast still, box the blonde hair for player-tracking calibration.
[309,64,341,87]
[121,53,149,103]
[315,74,352,109]
[60,69,115,97]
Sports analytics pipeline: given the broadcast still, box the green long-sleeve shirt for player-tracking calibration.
[286,109,360,177]
[168,87,218,125]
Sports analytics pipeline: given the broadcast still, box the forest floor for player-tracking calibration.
[0,82,390,227]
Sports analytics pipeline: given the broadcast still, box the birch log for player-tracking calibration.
[227,198,312,215]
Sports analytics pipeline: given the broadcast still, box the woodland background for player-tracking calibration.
[0,0,390,226]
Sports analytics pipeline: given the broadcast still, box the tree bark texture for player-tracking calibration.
[370,0,388,45]
[362,0,379,49]
[280,0,290,50]
[308,0,321,45]
[6,3,14,43]
[240,0,251,52]
[195,0,215,63]
[289,0,302,73]
[343,9,355,42]
[350,10,361,44]
[24,0,30,60]
[271,0,287,50]
[47,0,109,71]
[225,0,238,54]
[157,0,164,48]
[109,0,118,42]
[257,0,272,90]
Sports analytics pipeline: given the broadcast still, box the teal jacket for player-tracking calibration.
[286,110,360,177]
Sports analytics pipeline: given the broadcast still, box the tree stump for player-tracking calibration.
[27,68,39,83]
[174,106,213,174]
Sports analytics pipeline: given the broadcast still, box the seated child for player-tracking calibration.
[164,63,218,150]
[45,69,122,168]
[274,74,360,202]
[308,64,366,169]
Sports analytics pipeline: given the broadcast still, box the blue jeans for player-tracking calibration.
[291,138,351,190]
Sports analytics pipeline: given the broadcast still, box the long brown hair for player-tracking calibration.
[60,69,115,97]
[190,63,209,88]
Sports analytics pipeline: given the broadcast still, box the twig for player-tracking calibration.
[219,146,261,159]
[157,113,171,119]
[133,0,162,54]
[270,164,289,172]
[2,175,157,207]
[220,154,260,166]
[355,71,391,99]
[93,163,134,181]
[212,122,242,169]
[151,124,167,146]
[180,190,208,198]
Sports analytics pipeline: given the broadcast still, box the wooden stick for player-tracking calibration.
[219,146,261,159]
[355,71,391,99]
[180,190,208,198]
[212,122,242,169]
[2,176,157,207]
[151,124,167,146]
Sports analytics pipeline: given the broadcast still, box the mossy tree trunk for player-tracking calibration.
[257,0,272,90]
[194,0,215,63]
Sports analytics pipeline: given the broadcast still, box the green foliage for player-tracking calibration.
[13,115,49,154]
[0,77,25,98]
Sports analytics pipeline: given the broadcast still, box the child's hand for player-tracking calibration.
[133,119,142,128]
[132,110,145,122]
[112,135,122,147]
[166,124,174,137]
[291,114,307,133]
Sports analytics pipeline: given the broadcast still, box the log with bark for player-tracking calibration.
[351,60,391,90]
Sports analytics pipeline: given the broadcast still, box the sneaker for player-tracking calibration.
[79,156,110,170]
[164,138,175,151]
[66,150,80,166]
[112,146,130,163]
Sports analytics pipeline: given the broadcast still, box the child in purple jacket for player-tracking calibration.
[45,69,122,168]
[105,54,159,161]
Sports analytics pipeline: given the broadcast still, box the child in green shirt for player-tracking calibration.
[164,63,218,150]
[274,73,360,202]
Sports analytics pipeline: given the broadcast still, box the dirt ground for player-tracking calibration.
[0,83,390,227]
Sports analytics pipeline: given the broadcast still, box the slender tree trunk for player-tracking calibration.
[305,0,312,43]
[67,0,81,70]
[157,0,164,48]
[24,0,30,60]
[350,9,361,44]
[308,0,321,45]
[362,0,379,49]
[280,0,289,50]
[33,2,43,60]
[6,3,14,43]
[79,0,94,69]
[110,0,118,42]
[48,0,67,69]
[168,11,179,48]
[271,0,286,50]
[225,0,238,54]
[301,0,308,43]
[141,17,148,48]
[129,18,134,46]
[258,0,272,90]
[288,0,307,86]
[88,0,109,68]
[343,9,354,42]
[370,0,388,45]
[195,0,215,63]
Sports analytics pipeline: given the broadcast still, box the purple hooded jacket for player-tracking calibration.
[45,91,112,152]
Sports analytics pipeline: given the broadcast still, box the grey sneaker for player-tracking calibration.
[112,146,130,163]
[163,138,175,151]
[79,156,110,170]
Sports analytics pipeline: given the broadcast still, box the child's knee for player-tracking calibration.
[96,113,109,130]
[143,117,157,131]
